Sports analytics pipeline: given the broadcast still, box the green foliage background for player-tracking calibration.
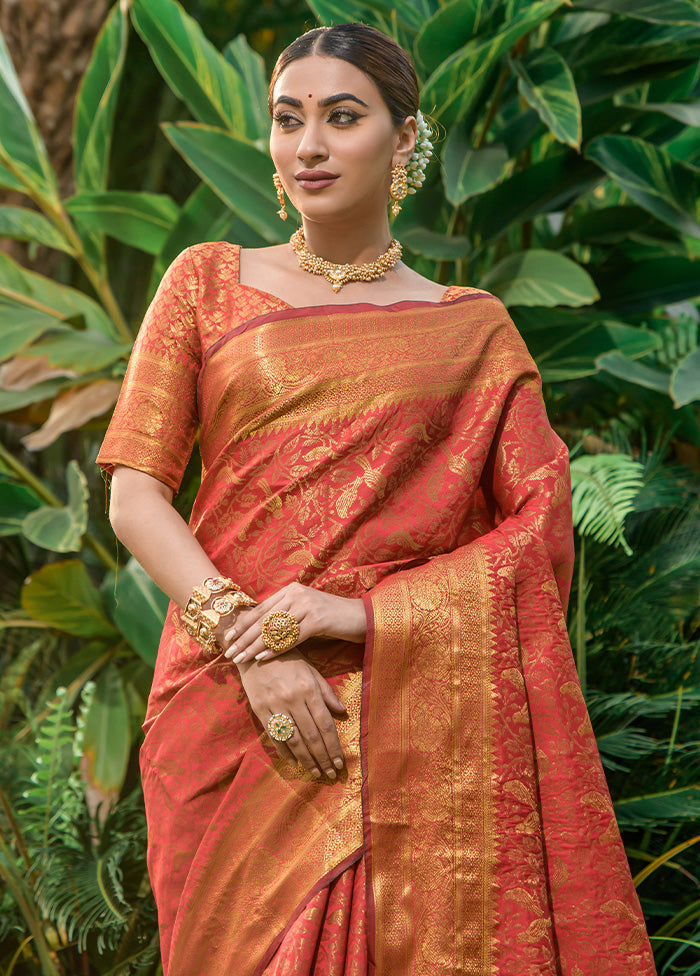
[0,0,699,973]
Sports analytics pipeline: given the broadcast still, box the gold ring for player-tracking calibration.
[267,713,295,742]
[261,610,300,653]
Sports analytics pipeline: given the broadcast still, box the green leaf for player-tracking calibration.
[0,206,73,253]
[65,191,179,254]
[73,2,129,194]
[575,0,700,26]
[163,122,287,242]
[0,160,26,192]
[21,331,130,374]
[21,461,88,553]
[632,100,700,127]
[0,478,42,536]
[81,665,130,802]
[511,47,582,149]
[587,135,700,240]
[0,31,59,202]
[400,227,471,260]
[471,153,601,244]
[101,558,169,666]
[223,35,270,143]
[570,453,644,554]
[671,348,700,407]
[0,252,115,338]
[130,0,260,139]
[0,305,72,361]
[442,128,509,205]
[0,377,75,416]
[415,0,486,73]
[21,559,117,638]
[614,787,700,827]
[306,0,425,32]
[422,0,567,127]
[481,251,599,307]
[596,351,671,394]
[599,257,700,312]
[151,183,236,284]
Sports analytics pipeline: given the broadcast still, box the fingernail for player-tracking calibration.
[326,769,336,780]
[255,652,269,661]
[233,652,246,664]
[311,768,321,779]
[334,758,343,769]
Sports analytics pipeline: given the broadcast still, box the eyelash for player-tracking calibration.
[273,109,362,128]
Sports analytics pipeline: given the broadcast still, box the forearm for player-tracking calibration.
[108,466,224,610]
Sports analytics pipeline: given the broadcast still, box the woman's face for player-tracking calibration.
[270,55,414,224]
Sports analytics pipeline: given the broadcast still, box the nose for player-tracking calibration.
[296,119,328,165]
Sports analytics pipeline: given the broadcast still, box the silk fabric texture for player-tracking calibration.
[97,242,656,976]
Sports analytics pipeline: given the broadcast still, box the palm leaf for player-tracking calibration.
[570,453,644,554]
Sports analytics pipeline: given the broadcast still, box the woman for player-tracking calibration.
[98,22,657,976]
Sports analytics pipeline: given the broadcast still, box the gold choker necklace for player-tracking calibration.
[289,228,402,293]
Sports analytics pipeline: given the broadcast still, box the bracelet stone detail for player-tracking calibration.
[182,577,257,656]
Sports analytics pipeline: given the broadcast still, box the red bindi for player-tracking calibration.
[308,94,313,98]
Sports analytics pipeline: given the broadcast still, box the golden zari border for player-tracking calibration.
[363,545,493,976]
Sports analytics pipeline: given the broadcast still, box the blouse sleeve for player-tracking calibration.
[96,247,201,493]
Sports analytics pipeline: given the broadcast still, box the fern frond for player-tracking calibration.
[570,454,644,555]
[614,787,700,828]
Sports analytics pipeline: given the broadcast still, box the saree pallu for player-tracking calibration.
[97,245,656,976]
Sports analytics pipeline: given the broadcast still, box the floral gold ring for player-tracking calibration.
[261,610,300,654]
[267,713,295,742]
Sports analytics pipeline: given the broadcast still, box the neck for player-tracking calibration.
[300,214,394,265]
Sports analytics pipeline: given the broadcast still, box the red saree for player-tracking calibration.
[97,242,656,976]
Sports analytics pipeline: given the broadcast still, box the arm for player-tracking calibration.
[108,463,354,780]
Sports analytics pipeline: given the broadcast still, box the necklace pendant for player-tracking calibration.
[331,281,343,292]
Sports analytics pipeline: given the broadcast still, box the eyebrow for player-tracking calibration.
[273,93,369,109]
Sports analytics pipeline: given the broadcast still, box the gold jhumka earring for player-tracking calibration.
[273,173,287,221]
[389,163,408,217]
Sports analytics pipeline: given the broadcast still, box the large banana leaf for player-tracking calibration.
[415,0,488,73]
[21,560,117,639]
[101,558,169,666]
[163,122,285,242]
[73,2,129,194]
[80,665,131,814]
[0,206,73,254]
[587,135,700,239]
[574,0,700,26]
[130,0,261,140]
[511,47,582,149]
[482,250,599,307]
[442,130,509,206]
[0,31,59,203]
[21,462,88,554]
[422,0,567,127]
[65,191,179,254]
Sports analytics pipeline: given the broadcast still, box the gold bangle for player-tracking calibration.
[182,577,257,656]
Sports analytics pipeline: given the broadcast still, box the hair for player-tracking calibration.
[268,23,420,127]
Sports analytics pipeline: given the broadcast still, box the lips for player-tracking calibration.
[295,170,338,190]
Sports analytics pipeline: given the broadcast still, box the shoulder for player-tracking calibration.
[182,240,240,276]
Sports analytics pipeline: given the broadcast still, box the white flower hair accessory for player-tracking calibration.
[406,110,433,193]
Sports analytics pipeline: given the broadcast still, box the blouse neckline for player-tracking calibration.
[231,242,469,312]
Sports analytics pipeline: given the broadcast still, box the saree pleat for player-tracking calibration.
[96,242,657,975]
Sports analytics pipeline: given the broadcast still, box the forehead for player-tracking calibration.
[273,55,382,102]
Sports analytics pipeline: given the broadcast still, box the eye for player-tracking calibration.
[329,109,361,125]
[273,112,301,129]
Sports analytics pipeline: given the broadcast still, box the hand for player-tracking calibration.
[237,651,347,779]
[219,582,366,665]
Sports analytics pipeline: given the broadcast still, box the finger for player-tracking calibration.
[294,704,339,779]
[318,677,348,715]
[283,723,323,780]
[228,607,304,664]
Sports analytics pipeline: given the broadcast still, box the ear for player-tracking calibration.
[392,116,417,167]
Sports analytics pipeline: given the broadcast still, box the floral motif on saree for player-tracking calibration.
[97,242,656,976]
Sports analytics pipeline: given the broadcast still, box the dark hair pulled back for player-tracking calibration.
[268,22,419,127]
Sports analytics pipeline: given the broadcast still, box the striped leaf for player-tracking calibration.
[511,47,582,149]
[570,453,644,554]
[0,252,115,338]
[422,0,566,127]
[416,0,487,73]
[587,135,700,239]
[0,31,59,202]
[73,2,129,194]
[163,122,288,243]
[130,0,260,139]
[574,0,700,26]
[0,206,73,254]
[306,0,426,32]
[65,191,179,254]
[481,250,599,307]
[442,127,509,205]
